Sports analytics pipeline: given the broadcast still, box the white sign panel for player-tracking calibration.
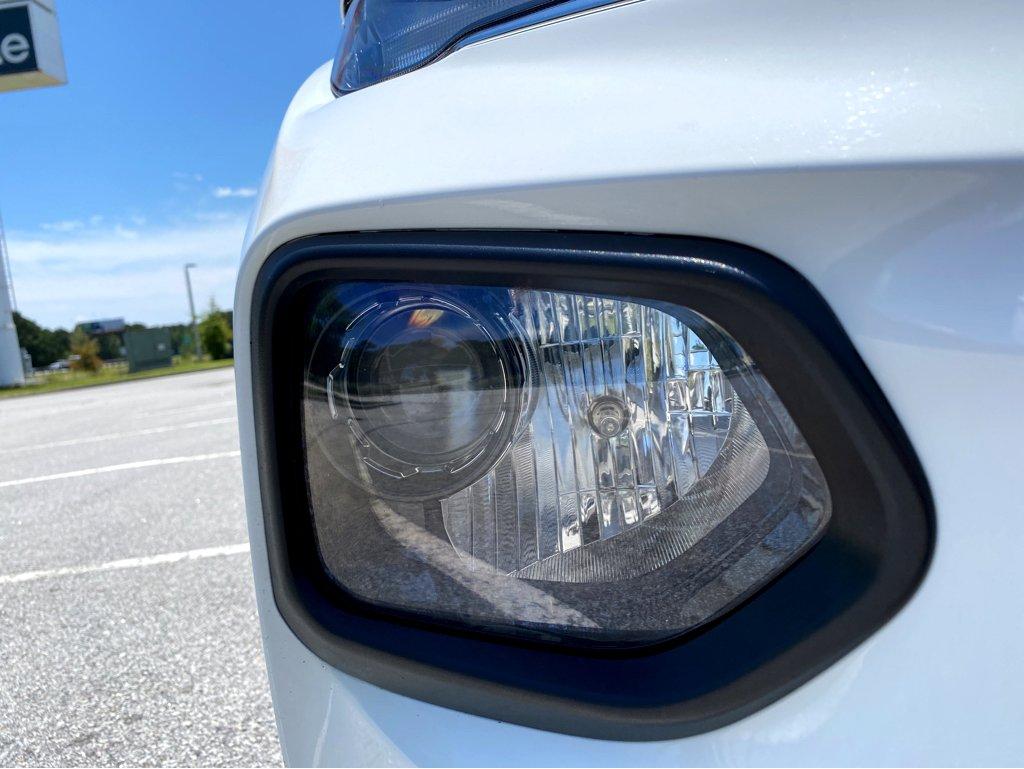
[0,0,66,93]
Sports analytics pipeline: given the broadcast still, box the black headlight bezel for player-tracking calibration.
[251,230,933,741]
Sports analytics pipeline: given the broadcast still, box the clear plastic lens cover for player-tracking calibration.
[335,0,591,94]
[302,282,831,644]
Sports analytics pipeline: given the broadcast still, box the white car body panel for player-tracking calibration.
[235,0,1024,764]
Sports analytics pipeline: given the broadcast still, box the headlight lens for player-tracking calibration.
[334,0,623,94]
[303,282,831,644]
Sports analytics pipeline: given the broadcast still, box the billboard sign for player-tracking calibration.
[0,0,66,93]
[80,318,127,336]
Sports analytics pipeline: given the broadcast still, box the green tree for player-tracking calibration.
[96,333,124,360]
[69,328,103,373]
[13,312,70,368]
[199,299,233,360]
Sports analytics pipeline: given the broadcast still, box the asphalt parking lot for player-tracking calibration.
[0,368,282,767]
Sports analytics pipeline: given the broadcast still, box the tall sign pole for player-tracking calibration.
[1,0,67,386]
[0,211,23,385]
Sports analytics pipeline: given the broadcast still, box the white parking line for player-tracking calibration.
[135,399,237,419]
[0,450,242,489]
[0,417,238,455]
[0,543,251,586]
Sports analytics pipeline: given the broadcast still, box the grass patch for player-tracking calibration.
[0,358,234,399]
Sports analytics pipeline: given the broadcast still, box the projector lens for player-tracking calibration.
[318,291,530,500]
[302,282,831,645]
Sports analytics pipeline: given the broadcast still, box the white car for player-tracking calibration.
[234,1,1024,765]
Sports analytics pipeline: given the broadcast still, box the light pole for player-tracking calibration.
[184,262,202,360]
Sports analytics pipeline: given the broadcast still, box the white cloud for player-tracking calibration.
[41,220,84,233]
[6,216,247,328]
[113,224,140,240]
[193,210,239,223]
[213,186,258,199]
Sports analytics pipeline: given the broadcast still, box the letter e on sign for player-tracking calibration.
[1,32,30,65]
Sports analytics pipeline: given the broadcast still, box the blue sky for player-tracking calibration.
[0,1,340,328]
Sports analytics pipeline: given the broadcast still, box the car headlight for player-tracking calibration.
[302,281,829,644]
[333,0,630,94]
[253,232,932,738]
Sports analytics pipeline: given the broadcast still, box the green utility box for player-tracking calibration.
[124,328,173,373]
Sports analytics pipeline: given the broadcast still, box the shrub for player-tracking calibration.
[199,300,233,360]
[69,329,103,373]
